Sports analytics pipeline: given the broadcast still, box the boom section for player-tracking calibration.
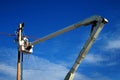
[64,17,108,80]
[31,15,107,45]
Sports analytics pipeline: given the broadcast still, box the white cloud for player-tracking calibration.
[0,57,68,80]
[0,64,16,76]
[83,54,106,64]
[23,69,66,80]
[0,55,110,80]
[90,72,111,80]
[106,62,118,66]
[74,73,91,80]
[106,39,120,50]
[0,63,111,80]
[0,55,90,80]
[74,72,111,80]
[100,22,120,51]
[83,53,118,66]
[0,47,69,80]
[0,47,112,80]
[23,55,68,80]
[0,64,16,80]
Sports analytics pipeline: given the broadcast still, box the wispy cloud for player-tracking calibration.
[74,73,91,80]
[23,55,68,80]
[83,53,118,67]
[0,47,71,80]
[0,64,16,80]
[101,22,120,51]
[0,64,16,76]
[0,55,90,80]
[105,39,120,50]
[0,52,68,80]
[106,62,118,66]
[89,72,111,80]
[0,56,68,80]
[0,47,112,80]
[0,63,111,80]
[83,54,106,65]
[89,22,120,67]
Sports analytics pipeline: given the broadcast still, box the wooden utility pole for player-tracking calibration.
[17,23,23,80]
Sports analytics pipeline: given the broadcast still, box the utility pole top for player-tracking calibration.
[19,23,24,28]
[17,23,24,80]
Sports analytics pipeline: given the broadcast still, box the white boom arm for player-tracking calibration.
[64,16,108,80]
[29,15,108,80]
[31,15,107,45]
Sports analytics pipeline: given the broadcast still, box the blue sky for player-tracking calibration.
[0,0,120,80]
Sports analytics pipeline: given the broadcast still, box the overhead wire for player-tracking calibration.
[0,31,38,40]
[0,32,16,37]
